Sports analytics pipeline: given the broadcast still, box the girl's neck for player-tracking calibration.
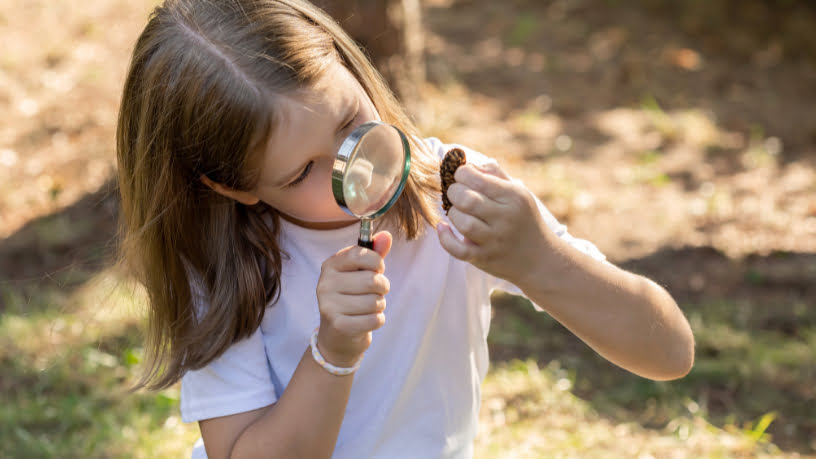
[279,212,359,231]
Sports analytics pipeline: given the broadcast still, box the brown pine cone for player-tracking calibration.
[440,148,466,214]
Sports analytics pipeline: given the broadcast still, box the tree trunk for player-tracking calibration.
[316,0,425,110]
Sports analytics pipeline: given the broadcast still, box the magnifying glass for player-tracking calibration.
[332,121,411,249]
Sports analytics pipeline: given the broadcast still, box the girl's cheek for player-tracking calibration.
[292,165,345,220]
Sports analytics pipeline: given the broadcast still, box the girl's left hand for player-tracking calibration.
[436,161,553,287]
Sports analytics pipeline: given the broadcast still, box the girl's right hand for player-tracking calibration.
[315,231,393,369]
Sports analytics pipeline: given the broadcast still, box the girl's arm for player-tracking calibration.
[200,347,355,459]
[512,234,694,381]
[200,232,394,458]
[437,163,694,381]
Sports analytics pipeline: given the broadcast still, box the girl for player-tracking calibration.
[116,0,695,458]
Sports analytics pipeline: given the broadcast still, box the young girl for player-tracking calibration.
[116,1,695,458]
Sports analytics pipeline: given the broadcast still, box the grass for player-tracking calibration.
[477,359,781,458]
[488,292,816,457]
[1,270,813,457]
[0,272,200,458]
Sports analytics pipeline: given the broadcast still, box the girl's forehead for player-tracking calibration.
[260,66,359,163]
[298,60,361,103]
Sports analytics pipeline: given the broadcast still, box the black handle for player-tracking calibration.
[357,238,374,249]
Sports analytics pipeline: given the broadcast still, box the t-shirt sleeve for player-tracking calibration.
[180,325,278,423]
[424,137,607,311]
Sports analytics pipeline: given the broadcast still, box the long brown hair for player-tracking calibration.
[117,0,440,390]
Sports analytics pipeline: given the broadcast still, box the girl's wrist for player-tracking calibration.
[310,328,363,376]
[516,231,575,298]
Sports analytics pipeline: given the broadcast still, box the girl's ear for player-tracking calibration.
[200,175,260,205]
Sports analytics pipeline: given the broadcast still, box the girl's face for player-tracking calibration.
[251,59,380,229]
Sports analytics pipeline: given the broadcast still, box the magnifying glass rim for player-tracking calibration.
[331,121,411,220]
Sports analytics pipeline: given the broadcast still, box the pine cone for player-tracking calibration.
[440,148,466,214]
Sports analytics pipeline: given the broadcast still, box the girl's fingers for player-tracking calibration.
[333,311,386,335]
[436,221,476,262]
[334,271,390,295]
[447,206,491,244]
[453,164,514,202]
[446,183,496,221]
[325,245,385,273]
[335,293,386,316]
[474,160,511,180]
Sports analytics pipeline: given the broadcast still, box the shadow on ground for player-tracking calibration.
[0,179,119,314]
[489,246,816,454]
[425,0,816,168]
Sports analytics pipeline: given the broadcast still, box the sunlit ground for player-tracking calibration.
[3,266,809,457]
[2,0,815,457]
[0,271,199,457]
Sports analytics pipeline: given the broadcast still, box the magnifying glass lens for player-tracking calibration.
[332,122,411,247]
[343,125,405,216]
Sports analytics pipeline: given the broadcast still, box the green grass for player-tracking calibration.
[0,272,200,458]
[477,359,782,458]
[1,272,813,457]
[488,292,816,456]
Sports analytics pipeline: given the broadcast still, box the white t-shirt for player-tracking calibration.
[181,138,606,459]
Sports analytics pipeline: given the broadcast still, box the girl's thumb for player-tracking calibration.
[372,231,393,258]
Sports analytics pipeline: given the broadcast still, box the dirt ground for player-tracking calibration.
[418,0,816,451]
[1,0,814,454]
[2,0,813,279]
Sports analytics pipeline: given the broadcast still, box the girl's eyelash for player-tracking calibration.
[287,160,313,187]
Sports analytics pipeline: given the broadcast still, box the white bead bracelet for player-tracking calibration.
[309,328,362,376]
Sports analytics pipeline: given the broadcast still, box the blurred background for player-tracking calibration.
[1,0,814,457]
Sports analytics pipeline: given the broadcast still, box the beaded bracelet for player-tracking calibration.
[309,328,362,376]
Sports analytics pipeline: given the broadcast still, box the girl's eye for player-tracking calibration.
[287,161,313,188]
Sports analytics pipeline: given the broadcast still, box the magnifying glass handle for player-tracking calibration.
[358,218,374,249]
